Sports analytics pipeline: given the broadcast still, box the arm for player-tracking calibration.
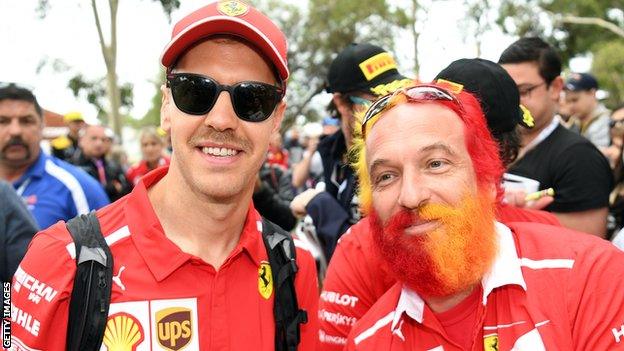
[553,207,608,238]
[9,223,75,350]
[305,192,352,260]
[292,141,319,188]
[547,143,613,236]
[1,183,39,281]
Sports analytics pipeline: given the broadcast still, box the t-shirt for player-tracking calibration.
[345,222,624,350]
[8,167,319,351]
[507,124,613,213]
[12,150,110,229]
[317,204,560,351]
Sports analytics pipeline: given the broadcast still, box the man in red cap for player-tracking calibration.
[9,1,318,350]
[343,82,624,350]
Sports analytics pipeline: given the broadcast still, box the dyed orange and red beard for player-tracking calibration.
[370,192,498,298]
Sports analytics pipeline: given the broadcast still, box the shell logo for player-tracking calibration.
[102,312,145,351]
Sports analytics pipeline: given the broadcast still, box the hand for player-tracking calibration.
[306,137,319,153]
[290,188,322,217]
[504,188,554,210]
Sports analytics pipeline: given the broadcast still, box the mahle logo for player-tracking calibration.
[156,307,193,350]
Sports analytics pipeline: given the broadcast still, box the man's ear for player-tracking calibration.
[160,84,172,133]
[333,93,350,117]
[271,101,286,135]
[549,76,564,101]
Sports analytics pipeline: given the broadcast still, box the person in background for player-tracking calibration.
[50,111,86,161]
[254,131,297,231]
[290,42,413,260]
[499,37,613,237]
[345,82,624,350]
[0,84,109,229]
[266,130,289,169]
[284,125,304,165]
[321,116,340,136]
[0,180,38,282]
[126,126,170,186]
[72,124,131,201]
[564,72,611,149]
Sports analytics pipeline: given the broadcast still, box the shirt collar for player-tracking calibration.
[127,166,267,282]
[391,222,526,330]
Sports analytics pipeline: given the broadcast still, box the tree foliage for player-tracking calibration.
[497,0,624,106]
[592,39,624,106]
[251,0,412,130]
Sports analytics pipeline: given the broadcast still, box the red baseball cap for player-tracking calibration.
[160,0,289,81]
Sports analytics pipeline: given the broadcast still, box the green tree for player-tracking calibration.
[496,0,624,106]
[252,0,412,130]
[592,40,624,106]
[38,0,180,141]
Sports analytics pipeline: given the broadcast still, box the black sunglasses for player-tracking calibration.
[361,85,460,139]
[166,73,284,122]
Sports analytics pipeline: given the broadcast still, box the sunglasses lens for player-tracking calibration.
[169,75,218,115]
[232,82,280,122]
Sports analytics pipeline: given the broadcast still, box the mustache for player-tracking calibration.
[188,129,251,152]
[2,137,28,152]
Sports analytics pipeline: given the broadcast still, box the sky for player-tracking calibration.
[0,0,591,126]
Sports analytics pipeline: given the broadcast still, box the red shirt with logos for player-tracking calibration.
[8,167,319,351]
[344,222,624,350]
[318,204,560,350]
[126,157,170,186]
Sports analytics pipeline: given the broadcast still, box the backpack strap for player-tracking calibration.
[261,217,308,351]
[65,211,113,351]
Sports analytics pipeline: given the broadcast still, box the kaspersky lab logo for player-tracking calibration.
[156,307,193,350]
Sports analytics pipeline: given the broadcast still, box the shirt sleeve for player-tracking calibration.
[318,223,396,351]
[547,143,613,212]
[294,245,320,351]
[9,223,75,351]
[568,239,624,349]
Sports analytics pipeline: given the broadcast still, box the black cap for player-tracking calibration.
[564,73,598,91]
[327,43,408,96]
[434,58,534,135]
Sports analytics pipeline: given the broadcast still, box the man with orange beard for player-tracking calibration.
[344,83,624,350]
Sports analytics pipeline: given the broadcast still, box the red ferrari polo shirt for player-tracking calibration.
[318,204,559,350]
[8,167,319,351]
[345,222,624,350]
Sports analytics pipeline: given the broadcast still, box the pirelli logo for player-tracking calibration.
[156,307,193,350]
[359,52,398,81]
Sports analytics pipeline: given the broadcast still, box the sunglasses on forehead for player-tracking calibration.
[361,85,460,140]
[166,73,284,123]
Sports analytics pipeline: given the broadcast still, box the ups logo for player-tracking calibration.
[156,307,193,350]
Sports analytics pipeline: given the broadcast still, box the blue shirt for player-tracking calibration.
[12,150,110,229]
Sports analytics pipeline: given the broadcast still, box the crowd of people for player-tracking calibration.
[3,1,624,350]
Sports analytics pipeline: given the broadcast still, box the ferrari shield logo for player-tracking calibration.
[217,1,249,17]
[258,262,273,299]
[484,334,499,351]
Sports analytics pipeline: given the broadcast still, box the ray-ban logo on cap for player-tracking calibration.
[217,0,249,17]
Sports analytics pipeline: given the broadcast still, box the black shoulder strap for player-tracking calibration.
[65,211,113,351]
[261,217,308,351]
